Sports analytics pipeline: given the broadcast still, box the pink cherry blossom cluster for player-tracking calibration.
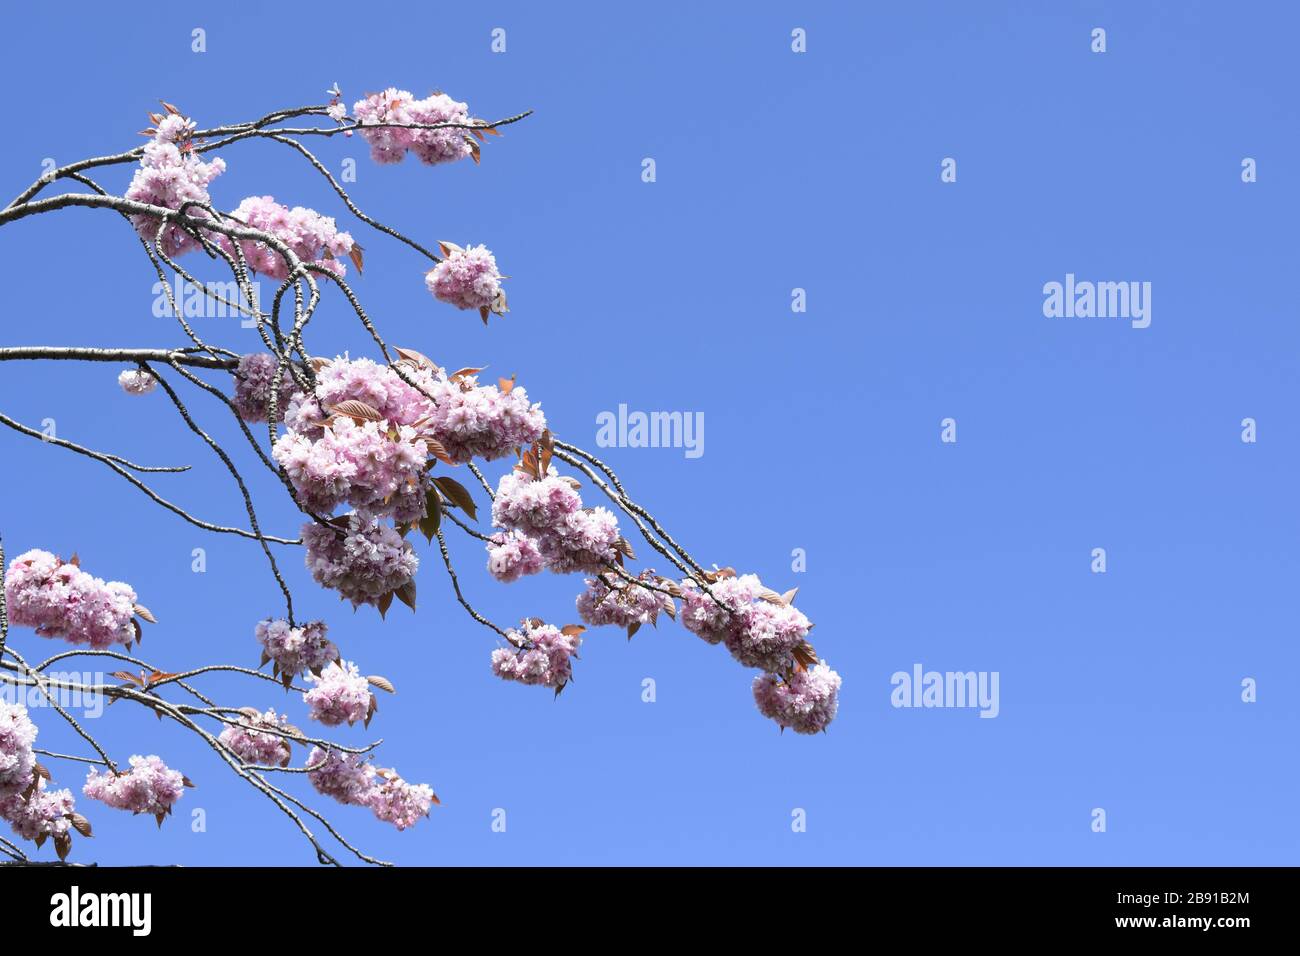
[218,709,293,767]
[256,618,338,677]
[125,128,226,258]
[576,570,676,631]
[0,703,79,844]
[676,572,842,732]
[276,357,542,524]
[426,243,506,315]
[752,663,842,735]
[306,748,436,831]
[678,574,812,672]
[0,702,37,799]
[277,416,430,520]
[83,755,186,818]
[232,353,299,423]
[0,777,77,842]
[422,369,543,464]
[485,530,545,582]
[302,661,373,726]
[117,368,156,395]
[490,620,582,691]
[4,549,140,649]
[352,88,474,166]
[301,515,419,609]
[306,747,375,805]
[220,195,355,281]
[367,774,436,830]
[488,469,622,578]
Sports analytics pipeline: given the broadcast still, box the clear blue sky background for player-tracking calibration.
[0,1,1296,866]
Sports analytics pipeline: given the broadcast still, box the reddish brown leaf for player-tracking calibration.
[432,476,477,521]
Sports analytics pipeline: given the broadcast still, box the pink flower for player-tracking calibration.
[218,709,293,767]
[219,195,355,281]
[367,772,436,830]
[303,661,372,727]
[275,417,430,519]
[491,471,582,532]
[301,515,418,609]
[426,243,506,316]
[0,777,76,842]
[0,702,37,799]
[752,663,842,734]
[83,755,186,818]
[490,620,581,691]
[421,371,544,463]
[232,353,298,423]
[352,88,475,166]
[255,618,337,677]
[486,530,544,582]
[535,507,621,575]
[4,549,140,650]
[489,469,622,576]
[125,135,226,258]
[576,571,676,630]
[117,369,155,395]
[306,747,375,806]
[679,574,812,673]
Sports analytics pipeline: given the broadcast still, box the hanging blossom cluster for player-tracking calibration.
[488,465,624,579]
[220,195,356,281]
[351,88,476,166]
[427,242,507,321]
[232,353,299,423]
[752,664,843,736]
[678,571,841,734]
[1,777,78,843]
[117,368,156,395]
[0,702,37,800]
[272,354,542,608]
[217,709,294,767]
[125,109,226,258]
[83,755,189,823]
[306,747,437,831]
[302,515,419,610]
[490,619,583,692]
[3,549,150,650]
[0,702,81,847]
[256,617,338,678]
[302,660,375,727]
[576,570,677,636]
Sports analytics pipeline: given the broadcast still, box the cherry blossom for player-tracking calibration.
[490,620,582,691]
[301,515,418,609]
[426,242,507,319]
[117,369,156,395]
[232,353,298,423]
[752,663,842,735]
[220,195,355,280]
[83,755,187,819]
[3,549,143,650]
[352,88,475,166]
[256,618,338,678]
[303,661,373,727]
[218,709,294,767]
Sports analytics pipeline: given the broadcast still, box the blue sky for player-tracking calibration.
[0,1,1297,865]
